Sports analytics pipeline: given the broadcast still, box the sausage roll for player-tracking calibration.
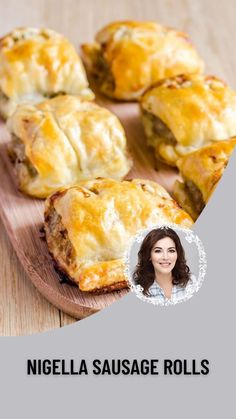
[173,138,236,220]
[0,27,94,118]
[141,74,236,166]
[44,178,193,293]
[81,20,203,100]
[7,95,132,198]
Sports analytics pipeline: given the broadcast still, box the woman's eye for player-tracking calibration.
[154,249,161,253]
[169,249,176,253]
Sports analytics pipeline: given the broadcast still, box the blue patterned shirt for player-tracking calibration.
[147,276,197,304]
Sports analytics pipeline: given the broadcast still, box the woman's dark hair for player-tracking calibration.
[132,227,191,296]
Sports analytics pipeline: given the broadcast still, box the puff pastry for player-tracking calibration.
[81,20,203,100]
[7,95,132,198]
[0,27,94,118]
[44,178,193,292]
[173,138,236,220]
[141,74,236,166]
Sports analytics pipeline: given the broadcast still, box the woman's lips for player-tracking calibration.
[159,262,171,267]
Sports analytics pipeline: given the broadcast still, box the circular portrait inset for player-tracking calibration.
[125,224,206,306]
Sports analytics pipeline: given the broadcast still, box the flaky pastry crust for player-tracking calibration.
[81,20,203,100]
[44,178,193,292]
[141,74,236,166]
[0,27,94,118]
[7,95,132,198]
[173,138,236,220]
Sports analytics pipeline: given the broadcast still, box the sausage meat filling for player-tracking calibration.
[8,134,38,182]
[142,110,179,164]
[44,207,77,273]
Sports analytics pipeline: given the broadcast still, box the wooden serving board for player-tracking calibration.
[0,98,179,319]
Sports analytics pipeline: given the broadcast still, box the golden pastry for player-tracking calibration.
[81,20,203,100]
[141,74,236,166]
[173,138,236,220]
[7,95,132,198]
[0,27,94,118]
[44,178,193,293]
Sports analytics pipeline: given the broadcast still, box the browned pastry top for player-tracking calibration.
[44,178,193,292]
[82,20,203,100]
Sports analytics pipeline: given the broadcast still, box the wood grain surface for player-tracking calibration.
[0,0,235,335]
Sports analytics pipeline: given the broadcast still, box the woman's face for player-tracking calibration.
[150,237,177,275]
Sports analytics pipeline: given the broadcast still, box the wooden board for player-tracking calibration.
[0,96,179,320]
